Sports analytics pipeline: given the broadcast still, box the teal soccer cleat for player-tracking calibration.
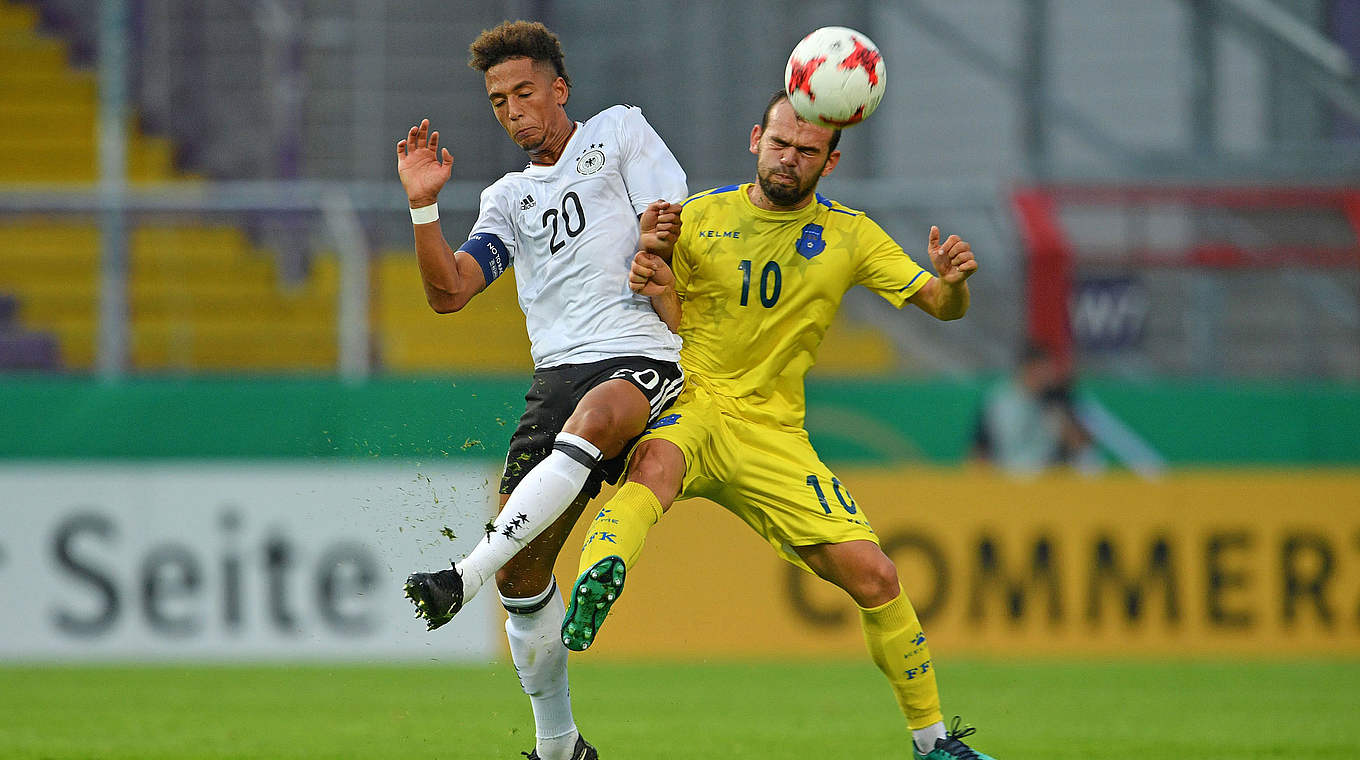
[913,717,997,760]
[560,555,626,651]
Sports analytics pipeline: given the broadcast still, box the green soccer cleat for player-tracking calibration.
[561,555,626,652]
[521,734,598,759]
[913,717,997,760]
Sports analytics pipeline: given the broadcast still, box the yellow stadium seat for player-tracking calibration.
[375,250,532,372]
[0,2,38,31]
[0,0,900,376]
[0,0,340,372]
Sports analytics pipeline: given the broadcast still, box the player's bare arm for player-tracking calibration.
[634,199,683,330]
[908,224,976,321]
[630,251,681,332]
[638,199,682,263]
[397,119,487,313]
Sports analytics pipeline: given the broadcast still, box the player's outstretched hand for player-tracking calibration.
[639,200,683,261]
[630,251,674,296]
[927,225,978,285]
[397,119,453,208]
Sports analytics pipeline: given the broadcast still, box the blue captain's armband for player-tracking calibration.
[458,233,510,286]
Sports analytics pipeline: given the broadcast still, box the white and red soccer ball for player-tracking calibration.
[784,26,886,129]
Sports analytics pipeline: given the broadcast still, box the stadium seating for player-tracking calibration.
[371,251,896,374]
[375,251,531,372]
[0,0,897,375]
[0,291,59,369]
[0,1,337,372]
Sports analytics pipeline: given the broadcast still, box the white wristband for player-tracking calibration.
[409,202,439,224]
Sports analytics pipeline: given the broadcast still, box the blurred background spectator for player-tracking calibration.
[971,342,1104,475]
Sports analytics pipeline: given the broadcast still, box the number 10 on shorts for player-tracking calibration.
[806,474,858,515]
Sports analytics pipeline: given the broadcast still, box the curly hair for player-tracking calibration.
[468,20,571,88]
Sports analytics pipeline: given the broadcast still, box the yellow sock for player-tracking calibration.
[577,482,663,577]
[860,587,943,730]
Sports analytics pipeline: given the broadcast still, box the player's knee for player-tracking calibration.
[563,406,622,451]
[626,446,681,507]
[627,454,666,491]
[854,553,902,607]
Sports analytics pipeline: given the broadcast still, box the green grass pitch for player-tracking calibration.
[1,659,1356,758]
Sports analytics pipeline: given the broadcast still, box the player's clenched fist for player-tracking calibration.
[926,225,977,284]
[639,200,683,261]
[630,251,674,297]
[397,118,454,208]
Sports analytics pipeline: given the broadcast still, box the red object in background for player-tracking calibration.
[1012,188,1073,361]
[1011,184,1360,361]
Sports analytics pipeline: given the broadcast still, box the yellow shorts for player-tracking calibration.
[637,384,876,572]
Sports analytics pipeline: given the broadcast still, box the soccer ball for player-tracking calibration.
[784,26,886,129]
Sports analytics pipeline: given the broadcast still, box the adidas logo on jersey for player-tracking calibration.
[520,195,536,210]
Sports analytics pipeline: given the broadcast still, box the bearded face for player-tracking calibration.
[755,154,827,207]
[748,99,840,210]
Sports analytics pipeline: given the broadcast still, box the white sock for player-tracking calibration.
[458,433,600,600]
[533,733,580,760]
[913,721,946,754]
[502,581,578,759]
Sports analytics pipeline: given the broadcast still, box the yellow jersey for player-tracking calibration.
[672,183,933,429]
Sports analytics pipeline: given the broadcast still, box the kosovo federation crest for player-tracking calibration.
[576,143,606,175]
[796,223,825,259]
[647,413,681,431]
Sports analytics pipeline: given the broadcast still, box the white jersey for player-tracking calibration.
[468,105,687,369]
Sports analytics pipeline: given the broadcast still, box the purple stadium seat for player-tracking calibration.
[0,331,62,371]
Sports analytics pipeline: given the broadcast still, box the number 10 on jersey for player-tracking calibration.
[738,259,782,307]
